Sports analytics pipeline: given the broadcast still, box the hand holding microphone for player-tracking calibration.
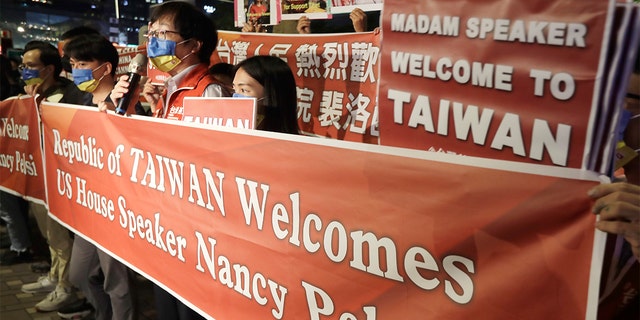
[113,53,148,115]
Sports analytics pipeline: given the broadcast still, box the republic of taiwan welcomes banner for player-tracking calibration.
[215,30,381,144]
[378,0,614,169]
[0,95,45,203]
[41,102,605,319]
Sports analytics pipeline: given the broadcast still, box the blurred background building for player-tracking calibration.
[0,0,235,56]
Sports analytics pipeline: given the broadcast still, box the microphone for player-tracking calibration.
[115,53,148,115]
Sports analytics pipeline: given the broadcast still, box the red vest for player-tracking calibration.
[155,64,230,120]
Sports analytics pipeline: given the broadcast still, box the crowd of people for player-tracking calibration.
[0,0,638,319]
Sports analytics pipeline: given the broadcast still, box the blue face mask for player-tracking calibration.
[233,93,265,102]
[234,93,266,128]
[21,68,44,85]
[72,68,94,85]
[147,37,192,72]
[71,64,106,92]
[147,36,177,58]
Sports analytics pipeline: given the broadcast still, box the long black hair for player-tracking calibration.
[233,55,300,134]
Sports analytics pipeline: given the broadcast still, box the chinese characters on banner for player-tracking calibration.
[214,31,381,144]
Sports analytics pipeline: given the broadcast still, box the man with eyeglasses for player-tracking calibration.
[110,2,229,320]
[111,1,230,121]
[15,40,93,313]
[19,41,92,107]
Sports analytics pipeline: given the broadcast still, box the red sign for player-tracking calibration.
[41,101,604,319]
[183,97,257,129]
[147,61,169,86]
[0,96,45,203]
[378,0,613,168]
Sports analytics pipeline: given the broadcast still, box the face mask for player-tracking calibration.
[147,37,192,72]
[21,68,44,86]
[72,63,107,92]
[233,92,265,102]
[233,93,267,128]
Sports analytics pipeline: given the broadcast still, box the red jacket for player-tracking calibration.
[155,63,230,120]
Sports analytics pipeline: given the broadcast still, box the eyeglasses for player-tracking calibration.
[145,29,181,40]
[18,63,44,72]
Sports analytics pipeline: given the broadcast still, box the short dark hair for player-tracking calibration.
[149,1,218,63]
[64,34,119,77]
[209,62,234,88]
[60,25,101,41]
[233,55,300,134]
[24,41,62,78]
[209,62,233,79]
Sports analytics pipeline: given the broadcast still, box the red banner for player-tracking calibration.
[215,31,381,144]
[41,101,604,319]
[0,95,45,203]
[378,0,613,168]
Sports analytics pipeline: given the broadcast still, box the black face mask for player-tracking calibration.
[61,55,72,73]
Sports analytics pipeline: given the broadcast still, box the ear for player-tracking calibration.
[192,40,203,53]
[104,63,113,77]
